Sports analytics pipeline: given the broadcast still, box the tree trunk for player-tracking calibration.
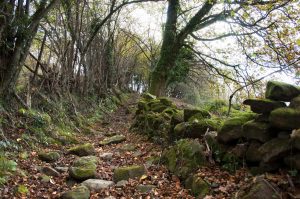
[149,0,180,96]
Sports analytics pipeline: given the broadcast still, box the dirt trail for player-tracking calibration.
[1,95,195,198]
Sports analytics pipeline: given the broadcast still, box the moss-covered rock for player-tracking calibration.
[217,113,256,143]
[183,108,210,122]
[185,175,209,197]
[245,141,263,163]
[265,81,300,101]
[258,138,292,163]
[136,185,156,193]
[161,139,206,179]
[99,135,126,146]
[290,95,300,110]
[113,165,146,182]
[67,143,95,157]
[243,98,286,114]
[243,121,274,142]
[69,156,97,181]
[269,108,300,130]
[38,151,60,163]
[137,100,149,112]
[158,97,174,107]
[291,129,300,150]
[174,119,221,139]
[61,185,90,199]
[240,177,280,199]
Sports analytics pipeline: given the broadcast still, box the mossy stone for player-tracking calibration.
[185,175,209,197]
[137,100,149,112]
[67,143,95,157]
[183,108,210,122]
[217,113,256,143]
[161,139,206,179]
[243,98,286,114]
[290,95,300,109]
[99,135,126,146]
[269,108,300,130]
[284,154,300,170]
[69,156,97,181]
[258,138,291,163]
[113,165,146,182]
[141,93,156,101]
[38,151,60,163]
[245,141,263,163]
[61,185,90,199]
[265,81,300,101]
[242,121,273,142]
[241,178,280,199]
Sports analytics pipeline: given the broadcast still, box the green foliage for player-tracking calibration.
[0,153,17,185]
[17,184,29,195]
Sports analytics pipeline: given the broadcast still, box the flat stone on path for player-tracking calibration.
[99,135,126,146]
[113,165,146,182]
[61,185,90,199]
[41,166,60,177]
[100,152,113,160]
[81,179,114,192]
[67,143,95,157]
[38,151,60,163]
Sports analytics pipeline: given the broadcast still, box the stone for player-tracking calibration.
[243,99,286,114]
[291,129,300,150]
[158,97,174,107]
[269,108,300,130]
[245,141,263,163]
[290,95,300,109]
[174,119,220,139]
[67,143,95,157]
[119,144,136,152]
[38,151,60,163]
[183,108,210,122]
[55,167,69,173]
[41,166,60,177]
[136,185,156,193]
[69,156,97,181]
[230,143,248,158]
[170,111,184,131]
[242,121,274,142]
[217,113,256,143]
[113,165,146,182]
[258,138,292,163]
[265,81,300,101]
[161,139,206,179]
[254,114,270,123]
[100,153,113,160]
[277,131,291,139]
[240,177,280,199]
[116,180,128,187]
[99,135,126,146]
[81,179,114,192]
[61,185,90,199]
[284,154,300,170]
[185,175,209,197]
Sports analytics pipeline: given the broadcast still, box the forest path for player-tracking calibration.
[2,94,195,198]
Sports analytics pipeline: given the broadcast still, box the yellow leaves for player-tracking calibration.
[296,38,300,47]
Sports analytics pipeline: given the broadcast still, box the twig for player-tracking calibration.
[204,128,214,164]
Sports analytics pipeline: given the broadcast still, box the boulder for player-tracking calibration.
[254,114,270,123]
[161,139,206,179]
[174,119,220,139]
[243,99,286,114]
[99,135,126,146]
[290,95,300,109]
[141,93,156,101]
[284,154,300,170]
[240,177,280,199]
[61,185,90,199]
[265,81,300,101]
[185,175,209,197]
[170,111,184,129]
[67,143,95,157]
[113,165,146,182]
[81,179,114,192]
[217,113,256,143]
[69,156,97,181]
[245,141,263,163]
[38,151,60,163]
[41,166,60,177]
[183,108,210,122]
[242,121,274,142]
[291,129,300,149]
[258,138,292,163]
[269,108,300,130]
[99,153,113,160]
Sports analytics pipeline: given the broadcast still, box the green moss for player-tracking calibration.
[162,139,206,179]
[185,175,209,197]
[67,143,95,156]
[266,81,300,101]
[69,156,97,181]
[38,151,60,162]
[270,107,300,130]
[158,97,174,106]
[113,165,146,182]
[61,185,90,199]
[99,135,126,146]
[242,121,272,142]
[183,108,210,122]
[243,98,286,114]
[141,93,156,101]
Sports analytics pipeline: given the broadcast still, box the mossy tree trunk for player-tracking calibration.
[149,0,216,96]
